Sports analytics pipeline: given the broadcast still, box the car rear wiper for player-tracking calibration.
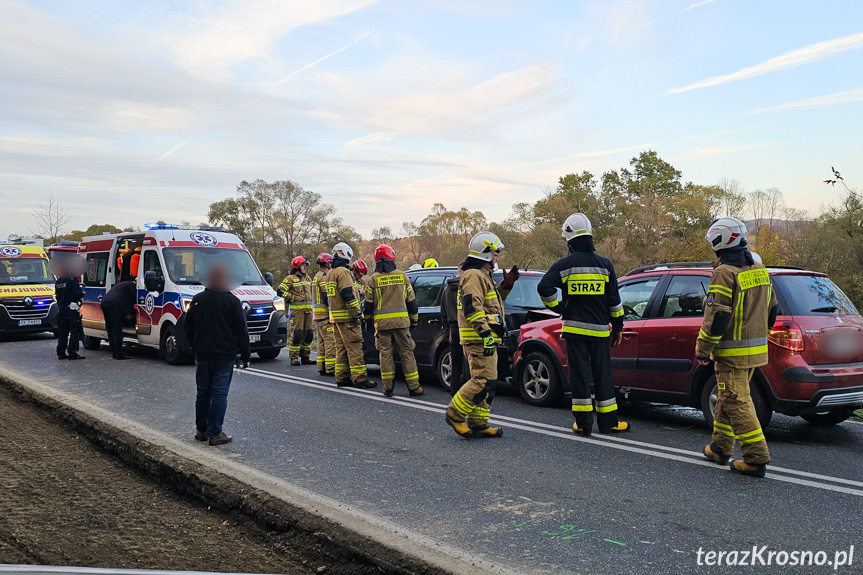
[811,306,838,313]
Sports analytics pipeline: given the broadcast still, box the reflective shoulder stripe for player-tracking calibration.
[708,284,733,297]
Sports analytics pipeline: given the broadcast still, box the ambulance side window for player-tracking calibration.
[143,250,163,277]
[84,253,109,287]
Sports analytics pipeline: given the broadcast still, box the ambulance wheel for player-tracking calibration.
[82,336,102,350]
[257,348,281,360]
[161,325,190,365]
[701,374,772,429]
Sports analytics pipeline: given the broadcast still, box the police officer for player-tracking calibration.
[55,257,85,360]
[444,232,518,439]
[279,256,315,366]
[327,243,374,388]
[697,217,778,478]
[100,279,136,360]
[440,266,466,395]
[364,244,423,397]
[537,213,629,436]
[312,252,335,376]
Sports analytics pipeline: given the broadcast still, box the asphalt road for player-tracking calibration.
[2,334,862,575]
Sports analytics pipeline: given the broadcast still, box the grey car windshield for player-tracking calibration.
[162,248,265,286]
[0,257,52,285]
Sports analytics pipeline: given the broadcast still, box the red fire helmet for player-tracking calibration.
[316,252,333,265]
[291,255,310,270]
[351,260,369,275]
[374,244,396,262]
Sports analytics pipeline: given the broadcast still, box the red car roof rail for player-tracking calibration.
[624,262,712,277]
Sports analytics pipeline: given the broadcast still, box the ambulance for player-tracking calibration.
[0,240,59,335]
[78,224,287,364]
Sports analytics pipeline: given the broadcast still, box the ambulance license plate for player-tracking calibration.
[249,334,261,343]
[18,319,41,326]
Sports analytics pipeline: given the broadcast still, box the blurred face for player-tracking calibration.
[205,263,230,292]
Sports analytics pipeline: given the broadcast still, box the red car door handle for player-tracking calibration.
[621,330,638,338]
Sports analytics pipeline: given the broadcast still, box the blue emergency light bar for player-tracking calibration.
[144,223,226,232]
[144,223,179,230]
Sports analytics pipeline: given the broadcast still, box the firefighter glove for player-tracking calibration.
[500,265,520,290]
[482,334,497,356]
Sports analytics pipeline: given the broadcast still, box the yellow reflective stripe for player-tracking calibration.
[739,433,765,444]
[459,328,501,342]
[330,310,351,318]
[571,404,593,412]
[452,393,474,415]
[381,371,395,378]
[596,403,618,413]
[485,290,498,299]
[544,300,559,309]
[699,329,721,343]
[713,345,768,357]
[713,421,733,430]
[404,370,419,381]
[375,312,409,319]
[350,365,367,373]
[465,310,486,322]
[561,326,610,337]
[346,300,360,308]
[737,428,763,439]
[735,291,745,340]
[610,308,624,318]
[713,425,735,437]
[708,284,733,297]
[562,273,610,282]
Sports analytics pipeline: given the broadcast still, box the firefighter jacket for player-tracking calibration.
[278,271,312,314]
[363,271,419,330]
[696,261,778,368]
[326,264,361,323]
[457,262,511,344]
[312,270,329,321]
[537,248,623,339]
[440,276,460,327]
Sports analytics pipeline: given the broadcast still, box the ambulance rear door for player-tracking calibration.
[79,236,118,335]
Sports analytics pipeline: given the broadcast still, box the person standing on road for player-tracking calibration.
[185,262,250,447]
[364,244,423,398]
[697,217,778,478]
[440,266,466,395]
[279,256,315,366]
[327,243,374,389]
[351,260,369,299]
[537,213,630,436]
[312,252,335,376]
[444,232,519,439]
[54,257,85,361]
[100,280,136,360]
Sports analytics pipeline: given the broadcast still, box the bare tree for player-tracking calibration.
[31,193,72,245]
[718,177,746,217]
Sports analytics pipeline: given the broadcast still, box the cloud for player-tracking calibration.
[746,87,863,114]
[155,142,189,162]
[680,141,789,158]
[637,0,717,30]
[168,0,377,81]
[530,143,660,166]
[275,31,371,85]
[667,32,863,94]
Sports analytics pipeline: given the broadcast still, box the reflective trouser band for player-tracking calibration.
[381,371,395,380]
[350,365,367,374]
[562,320,610,337]
[465,310,485,323]
[289,346,301,351]
[459,328,501,342]
[470,407,490,421]
[404,370,419,381]
[572,399,593,412]
[737,428,765,443]
[452,393,475,416]
[324,358,335,365]
[713,421,735,437]
[595,398,617,413]
[712,345,768,357]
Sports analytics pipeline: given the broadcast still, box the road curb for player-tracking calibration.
[0,366,514,575]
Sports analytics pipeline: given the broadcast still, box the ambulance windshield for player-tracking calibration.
[162,247,265,286]
[0,258,52,285]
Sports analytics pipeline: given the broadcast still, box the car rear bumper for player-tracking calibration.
[770,361,863,414]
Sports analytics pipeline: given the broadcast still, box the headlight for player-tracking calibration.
[273,297,285,312]
[180,296,193,313]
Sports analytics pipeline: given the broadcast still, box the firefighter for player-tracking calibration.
[351,259,369,299]
[328,243,374,388]
[364,244,423,397]
[440,266,466,395]
[423,258,439,268]
[278,256,315,366]
[537,213,630,436]
[312,252,335,376]
[697,217,777,478]
[444,232,519,439]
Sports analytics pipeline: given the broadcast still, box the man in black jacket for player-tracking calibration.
[185,263,250,446]
[55,257,86,360]
[439,268,466,395]
[100,280,136,360]
[537,213,629,436]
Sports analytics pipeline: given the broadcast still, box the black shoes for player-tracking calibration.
[67,353,85,360]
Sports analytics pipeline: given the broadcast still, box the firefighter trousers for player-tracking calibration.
[315,317,335,374]
[711,365,770,465]
[375,327,420,391]
[332,321,368,384]
[289,310,313,361]
[567,337,619,432]
[448,324,466,396]
[446,342,496,429]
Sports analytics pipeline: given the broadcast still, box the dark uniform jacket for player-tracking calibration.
[55,276,84,308]
[101,280,136,312]
[537,242,623,339]
[440,277,460,327]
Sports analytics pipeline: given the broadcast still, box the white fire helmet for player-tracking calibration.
[332,242,353,260]
[705,217,748,250]
[561,213,593,241]
[468,232,504,262]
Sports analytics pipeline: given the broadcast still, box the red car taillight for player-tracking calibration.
[768,321,805,352]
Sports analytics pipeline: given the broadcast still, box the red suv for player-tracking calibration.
[513,263,863,427]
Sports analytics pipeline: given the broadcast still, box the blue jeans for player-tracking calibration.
[195,360,234,437]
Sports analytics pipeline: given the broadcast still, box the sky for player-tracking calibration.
[2,0,862,239]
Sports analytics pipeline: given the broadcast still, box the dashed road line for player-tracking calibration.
[241,367,863,498]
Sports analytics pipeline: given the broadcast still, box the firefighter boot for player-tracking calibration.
[408,387,424,397]
[730,460,767,478]
[703,444,730,465]
[572,422,592,437]
[445,415,473,439]
[470,425,503,438]
[602,421,631,433]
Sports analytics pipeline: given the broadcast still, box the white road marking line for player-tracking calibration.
[241,367,863,497]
